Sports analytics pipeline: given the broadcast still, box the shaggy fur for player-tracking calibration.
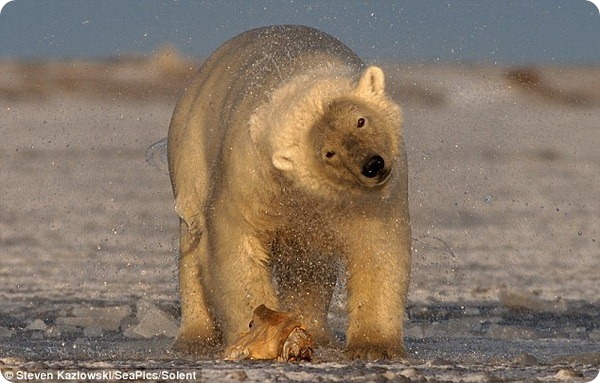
[167,25,411,360]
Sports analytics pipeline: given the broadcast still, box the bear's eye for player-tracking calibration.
[357,118,366,128]
[325,151,336,159]
[248,320,254,329]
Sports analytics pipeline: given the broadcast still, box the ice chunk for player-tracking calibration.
[51,325,81,338]
[123,299,178,339]
[400,368,421,378]
[25,319,48,331]
[72,305,132,322]
[45,326,66,338]
[514,353,539,366]
[554,368,584,380]
[444,317,483,337]
[83,326,103,338]
[55,316,121,331]
[589,329,600,340]
[404,323,426,339]
[499,290,567,313]
[0,325,14,338]
[486,324,537,340]
[54,304,133,332]
[406,317,482,339]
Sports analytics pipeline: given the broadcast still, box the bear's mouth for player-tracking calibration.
[356,154,392,187]
[374,168,392,185]
[367,167,392,186]
[347,164,392,188]
[350,169,391,188]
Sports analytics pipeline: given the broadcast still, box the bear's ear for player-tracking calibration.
[272,151,294,171]
[356,66,386,96]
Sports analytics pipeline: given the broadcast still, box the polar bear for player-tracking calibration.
[167,25,411,360]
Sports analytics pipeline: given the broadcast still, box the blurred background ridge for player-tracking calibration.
[0,0,599,64]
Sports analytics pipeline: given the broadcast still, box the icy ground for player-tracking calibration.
[1,296,599,382]
[1,63,599,381]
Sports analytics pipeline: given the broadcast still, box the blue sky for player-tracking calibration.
[0,0,598,64]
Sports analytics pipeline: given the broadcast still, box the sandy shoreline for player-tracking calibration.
[1,60,599,381]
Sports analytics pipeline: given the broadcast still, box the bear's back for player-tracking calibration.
[169,25,364,164]
[167,26,365,224]
[203,25,364,122]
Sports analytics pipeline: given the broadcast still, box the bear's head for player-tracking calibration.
[309,67,402,190]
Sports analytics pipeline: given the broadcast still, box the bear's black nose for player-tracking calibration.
[361,155,385,178]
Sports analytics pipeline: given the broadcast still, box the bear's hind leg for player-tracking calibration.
[173,221,218,354]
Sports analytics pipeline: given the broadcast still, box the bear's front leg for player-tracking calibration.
[206,202,280,346]
[342,216,411,361]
